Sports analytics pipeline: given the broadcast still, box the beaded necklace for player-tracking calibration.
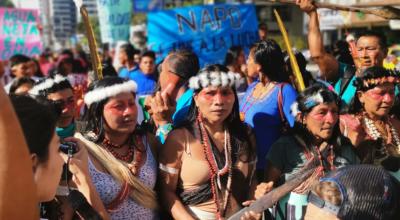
[240,82,274,121]
[102,135,146,176]
[363,116,400,155]
[197,115,232,219]
[291,136,335,194]
[301,139,335,177]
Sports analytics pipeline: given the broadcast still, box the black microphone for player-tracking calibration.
[67,190,103,220]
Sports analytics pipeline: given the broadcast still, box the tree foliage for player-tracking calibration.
[76,16,102,45]
[0,0,14,7]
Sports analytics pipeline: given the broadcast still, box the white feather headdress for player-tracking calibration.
[290,90,325,117]
[84,80,137,106]
[188,71,242,90]
[29,74,69,96]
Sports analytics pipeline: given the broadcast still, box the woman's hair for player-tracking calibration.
[30,59,44,77]
[291,83,342,147]
[10,95,58,162]
[312,165,400,220]
[178,64,255,161]
[284,50,315,88]
[9,76,35,94]
[249,39,290,83]
[224,46,243,66]
[120,43,140,60]
[80,76,158,210]
[348,66,399,114]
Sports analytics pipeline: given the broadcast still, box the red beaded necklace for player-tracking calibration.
[102,135,146,176]
[197,114,232,219]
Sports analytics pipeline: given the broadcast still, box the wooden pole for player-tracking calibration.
[73,0,103,80]
[261,0,400,20]
[274,9,306,91]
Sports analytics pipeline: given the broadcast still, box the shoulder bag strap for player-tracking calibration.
[278,83,288,126]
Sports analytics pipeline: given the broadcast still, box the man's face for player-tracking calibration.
[258,27,267,41]
[139,56,155,74]
[12,62,33,78]
[118,50,128,65]
[47,88,75,128]
[355,36,387,71]
[158,57,181,99]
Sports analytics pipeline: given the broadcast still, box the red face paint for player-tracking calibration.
[366,87,395,101]
[198,87,235,102]
[104,100,136,116]
[308,104,339,122]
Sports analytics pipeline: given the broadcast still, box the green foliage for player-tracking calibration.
[270,35,307,51]
[132,13,147,25]
[0,0,14,7]
[76,16,102,45]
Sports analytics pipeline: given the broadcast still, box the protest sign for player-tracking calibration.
[134,0,163,12]
[147,4,259,66]
[0,8,42,60]
[97,0,132,43]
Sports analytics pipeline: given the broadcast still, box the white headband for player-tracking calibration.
[188,71,242,90]
[84,80,137,106]
[29,74,69,96]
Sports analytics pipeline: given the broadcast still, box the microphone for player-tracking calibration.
[67,190,103,220]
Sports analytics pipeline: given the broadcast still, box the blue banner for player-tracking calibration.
[147,4,259,66]
[97,0,132,43]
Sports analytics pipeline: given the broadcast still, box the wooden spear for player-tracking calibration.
[262,0,400,20]
[274,9,306,91]
[227,157,318,220]
[73,0,103,80]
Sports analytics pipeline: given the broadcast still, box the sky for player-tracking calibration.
[11,0,40,9]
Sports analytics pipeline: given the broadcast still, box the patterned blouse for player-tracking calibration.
[88,137,157,220]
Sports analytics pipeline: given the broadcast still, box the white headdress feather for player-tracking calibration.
[29,74,69,96]
[72,0,83,8]
[220,72,229,87]
[308,92,324,104]
[210,71,220,87]
[188,77,200,90]
[290,102,300,117]
[199,73,210,88]
[188,71,243,90]
[84,80,137,106]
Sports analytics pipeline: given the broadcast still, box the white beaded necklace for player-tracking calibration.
[363,117,400,154]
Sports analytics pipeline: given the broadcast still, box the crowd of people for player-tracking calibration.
[1,0,400,219]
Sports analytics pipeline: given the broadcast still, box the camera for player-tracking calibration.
[60,141,78,156]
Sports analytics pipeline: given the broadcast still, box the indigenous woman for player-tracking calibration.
[159,65,257,220]
[78,77,159,219]
[240,39,297,180]
[257,84,359,220]
[341,66,400,180]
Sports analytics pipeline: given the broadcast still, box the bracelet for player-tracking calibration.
[156,123,173,144]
